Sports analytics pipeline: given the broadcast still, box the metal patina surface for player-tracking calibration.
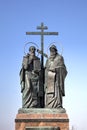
[19,23,67,110]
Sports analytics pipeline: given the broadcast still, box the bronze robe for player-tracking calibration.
[45,54,67,108]
[20,54,41,108]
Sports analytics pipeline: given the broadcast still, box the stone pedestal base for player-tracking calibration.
[15,108,69,130]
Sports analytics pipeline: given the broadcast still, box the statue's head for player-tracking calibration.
[49,45,57,56]
[49,45,57,51]
[29,46,36,54]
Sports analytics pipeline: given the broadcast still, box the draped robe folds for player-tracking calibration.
[20,54,40,108]
[45,54,67,108]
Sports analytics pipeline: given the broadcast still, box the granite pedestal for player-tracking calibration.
[15,108,69,130]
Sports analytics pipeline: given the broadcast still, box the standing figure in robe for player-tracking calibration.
[20,46,41,108]
[45,45,67,109]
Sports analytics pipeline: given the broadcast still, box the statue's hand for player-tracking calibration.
[48,68,55,72]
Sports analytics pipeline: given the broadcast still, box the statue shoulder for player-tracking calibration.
[22,54,29,65]
[56,54,64,61]
[23,53,29,59]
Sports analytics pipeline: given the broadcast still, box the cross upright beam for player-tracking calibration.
[37,23,47,69]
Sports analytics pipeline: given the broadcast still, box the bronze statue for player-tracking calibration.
[19,23,67,112]
[20,46,41,108]
[45,45,67,109]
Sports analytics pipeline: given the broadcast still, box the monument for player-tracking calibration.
[15,23,69,130]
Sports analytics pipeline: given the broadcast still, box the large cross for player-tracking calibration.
[26,23,58,107]
[26,22,58,69]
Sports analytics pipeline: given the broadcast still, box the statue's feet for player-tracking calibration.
[57,107,66,113]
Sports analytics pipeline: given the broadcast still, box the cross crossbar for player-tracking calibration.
[26,32,58,35]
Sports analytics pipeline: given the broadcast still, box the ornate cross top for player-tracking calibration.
[37,22,48,31]
[26,22,58,68]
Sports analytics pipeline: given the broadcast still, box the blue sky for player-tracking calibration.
[0,0,87,130]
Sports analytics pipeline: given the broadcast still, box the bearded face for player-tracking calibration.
[50,48,57,56]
